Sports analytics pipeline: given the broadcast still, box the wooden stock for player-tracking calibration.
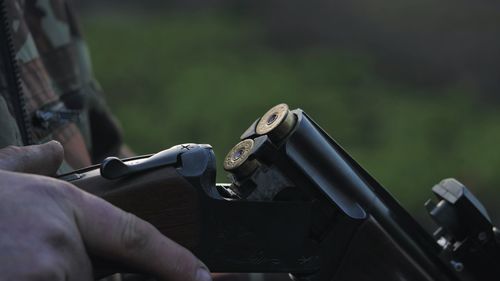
[69,166,201,249]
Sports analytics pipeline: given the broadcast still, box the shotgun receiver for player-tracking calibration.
[59,104,500,281]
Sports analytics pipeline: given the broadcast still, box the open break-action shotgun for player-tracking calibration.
[59,104,500,281]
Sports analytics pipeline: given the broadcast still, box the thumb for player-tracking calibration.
[0,141,64,176]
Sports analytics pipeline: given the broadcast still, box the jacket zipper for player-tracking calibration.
[0,0,33,145]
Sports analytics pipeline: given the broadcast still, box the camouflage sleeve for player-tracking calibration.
[55,0,125,162]
[6,0,123,167]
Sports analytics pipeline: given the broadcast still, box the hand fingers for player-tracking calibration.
[72,190,211,281]
[0,141,64,175]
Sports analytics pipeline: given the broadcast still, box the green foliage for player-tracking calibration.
[84,13,500,218]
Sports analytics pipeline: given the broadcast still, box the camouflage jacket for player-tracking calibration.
[0,0,122,172]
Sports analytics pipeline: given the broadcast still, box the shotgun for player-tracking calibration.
[59,104,500,281]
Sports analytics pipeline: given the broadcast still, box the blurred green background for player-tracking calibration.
[78,1,500,223]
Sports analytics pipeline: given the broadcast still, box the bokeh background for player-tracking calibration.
[75,1,500,225]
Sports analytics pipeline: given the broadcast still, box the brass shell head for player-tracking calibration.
[223,139,258,177]
[256,103,296,141]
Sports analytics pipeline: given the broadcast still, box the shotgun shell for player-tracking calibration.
[256,103,296,141]
[223,139,259,177]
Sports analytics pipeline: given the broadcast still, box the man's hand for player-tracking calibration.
[0,141,65,175]
[0,143,211,281]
